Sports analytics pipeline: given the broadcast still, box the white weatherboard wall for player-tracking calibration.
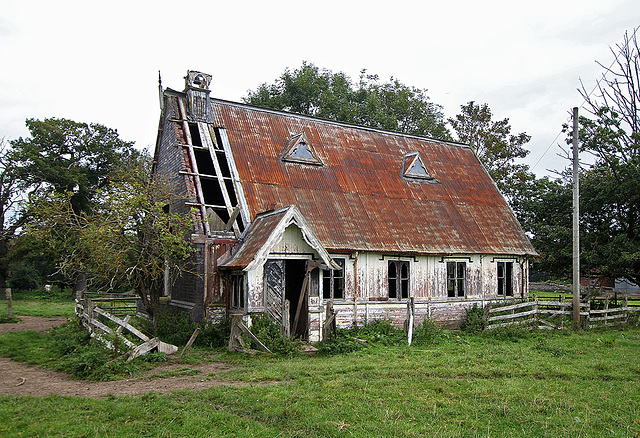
[240,222,530,341]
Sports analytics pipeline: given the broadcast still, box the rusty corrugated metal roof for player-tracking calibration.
[210,99,537,257]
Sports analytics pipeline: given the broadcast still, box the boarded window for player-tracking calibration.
[323,258,345,300]
[388,260,410,299]
[447,261,466,298]
[497,262,513,296]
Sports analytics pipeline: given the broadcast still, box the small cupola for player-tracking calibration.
[184,70,212,121]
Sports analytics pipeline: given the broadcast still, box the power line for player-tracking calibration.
[530,27,638,173]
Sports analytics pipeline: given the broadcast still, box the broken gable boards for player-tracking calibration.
[153,70,537,341]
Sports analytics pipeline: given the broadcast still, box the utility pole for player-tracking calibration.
[572,107,581,328]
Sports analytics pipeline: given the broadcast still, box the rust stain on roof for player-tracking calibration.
[209,99,537,257]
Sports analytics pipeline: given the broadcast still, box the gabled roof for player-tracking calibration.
[162,88,537,257]
[218,205,341,271]
[207,99,536,257]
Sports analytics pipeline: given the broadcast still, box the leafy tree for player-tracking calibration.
[26,153,195,323]
[510,176,573,278]
[0,139,27,290]
[448,101,532,197]
[8,118,138,292]
[570,28,640,286]
[245,61,451,140]
[10,118,136,214]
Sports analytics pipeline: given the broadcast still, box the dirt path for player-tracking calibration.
[0,316,260,398]
[0,315,70,335]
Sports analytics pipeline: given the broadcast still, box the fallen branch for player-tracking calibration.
[16,377,26,387]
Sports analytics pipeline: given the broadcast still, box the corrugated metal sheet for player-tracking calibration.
[209,99,537,256]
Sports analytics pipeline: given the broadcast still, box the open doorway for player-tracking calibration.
[285,259,308,338]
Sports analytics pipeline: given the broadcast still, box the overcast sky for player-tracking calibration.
[1,0,639,177]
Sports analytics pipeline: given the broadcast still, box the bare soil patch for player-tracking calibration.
[0,316,264,398]
[0,315,69,334]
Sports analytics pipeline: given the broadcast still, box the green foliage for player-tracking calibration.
[248,314,302,357]
[316,330,366,355]
[461,303,486,334]
[195,318,231,349]
[6,262,41,291]
[154,307,198,346]
[10,117,136,214]
[0,315,20,323]
[565,29,640,286]
[12,284,73,301]
[412,318,452,345]
[317,319,406,355]
[153,309,232,349]
[245,61,451,140]
[449,101,532,197]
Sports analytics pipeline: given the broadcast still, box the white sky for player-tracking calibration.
[1,0,639,177]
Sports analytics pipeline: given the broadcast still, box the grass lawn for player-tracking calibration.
[1,323,640,437]
[5,299,75,318]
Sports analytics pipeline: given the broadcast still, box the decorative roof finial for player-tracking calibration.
[158,70,164,111]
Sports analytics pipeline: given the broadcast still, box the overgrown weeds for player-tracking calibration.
[248,314,303,357]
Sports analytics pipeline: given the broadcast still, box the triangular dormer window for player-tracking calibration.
[281,132,323,166]
[402,152,435,181]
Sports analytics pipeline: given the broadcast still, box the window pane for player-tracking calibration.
[389,279,397,299]
[447,262,455,278]
[401,279,409,299]
[323,277,331,299]
[334,279,344,299]
[448,279,456,297]
[457,279,465,297]
[401,262,409,279]
[389,261,397,279]
[457,262,465,279]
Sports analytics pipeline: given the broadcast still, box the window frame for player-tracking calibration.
[497,261,514,297]
[388,260,410,300]
[447,261,466,298]
[230,273,246,311]
[322,258,345,300]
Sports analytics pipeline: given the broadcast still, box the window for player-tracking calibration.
[323,258,345,300]
[497,262,513,296]
[281,132,323,166]
[447,261,466,297]
[388,260,410,299]
[402,152,434,181]
[230,273,245,310]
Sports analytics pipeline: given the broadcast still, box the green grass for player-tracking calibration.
[4,298,75,317]
[2,288,76,318]
[1,325,640,436]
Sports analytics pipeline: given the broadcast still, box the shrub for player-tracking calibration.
[412,318,450,345]
[316,329,365,355]
[154,308,198,346]
[248,314,302,357]
[7,263,41,292]
[196,318,231,349]
[461,303,485,334]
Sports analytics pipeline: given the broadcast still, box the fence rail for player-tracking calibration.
[485,296,639,330]
[75,294,177,360]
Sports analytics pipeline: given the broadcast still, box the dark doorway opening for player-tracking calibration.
[285,259,308,338]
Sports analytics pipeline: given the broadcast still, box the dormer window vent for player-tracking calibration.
[402,152,435,181]
[281,132,323,166]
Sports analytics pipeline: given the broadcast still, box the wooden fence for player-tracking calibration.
[485,296,640,330]
[75,294,177,360]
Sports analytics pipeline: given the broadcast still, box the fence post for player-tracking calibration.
[5,288,12,318]
[623,296,629,324]
[584,300,590,330]
[604,297,609,327]
[533,295,539,328]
